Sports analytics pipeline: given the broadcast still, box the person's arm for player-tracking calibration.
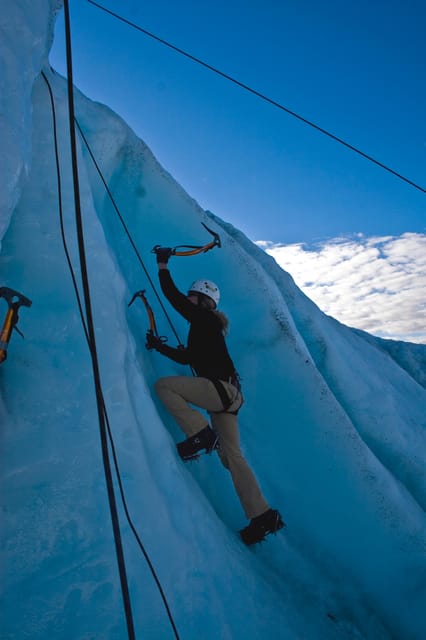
[145,329,190,363]
[158,269,197,321]
[154,339,190,364]
[156,249,198,321]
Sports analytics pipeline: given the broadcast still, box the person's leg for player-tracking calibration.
[154,376,223,437]
[211,411,269,519]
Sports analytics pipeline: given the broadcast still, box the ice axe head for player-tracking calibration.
[201,222,221,249]
[0,287,32,309]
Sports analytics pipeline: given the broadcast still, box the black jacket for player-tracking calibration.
[157,269,237,381]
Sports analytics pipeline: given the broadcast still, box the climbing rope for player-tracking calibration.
[42,68,181,640]
[49,3,182,638]
[86,0,425,195]
[63,2,136,638]
[73,117,183,346]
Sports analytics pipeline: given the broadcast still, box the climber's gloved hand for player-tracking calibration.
[154,246,173,265]
[145,331,164,351]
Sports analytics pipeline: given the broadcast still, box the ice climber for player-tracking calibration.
[145,247,284,545]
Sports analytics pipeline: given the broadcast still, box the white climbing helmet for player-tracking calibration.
[188,279,220,307]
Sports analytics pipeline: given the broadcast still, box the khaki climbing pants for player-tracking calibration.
[154,375,270,519]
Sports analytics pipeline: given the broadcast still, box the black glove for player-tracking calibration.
[145,331,164,351]
[154,246,173,265]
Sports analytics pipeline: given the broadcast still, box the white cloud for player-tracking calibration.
[258,233,426,344]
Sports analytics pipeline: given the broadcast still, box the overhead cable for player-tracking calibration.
[87,0,425,195]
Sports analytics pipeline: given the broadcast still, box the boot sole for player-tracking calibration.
[179,438,219,462]
[240,515,285,545]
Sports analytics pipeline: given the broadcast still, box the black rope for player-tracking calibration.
[87,0,426,195]
[74,118,195,379]
[41,71,88,343]
[42,68,181,640]
[63,2,136,637]
[73,118,183,346]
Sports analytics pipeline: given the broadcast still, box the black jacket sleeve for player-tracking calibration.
[158,269,198,322]
[156,342,190,364]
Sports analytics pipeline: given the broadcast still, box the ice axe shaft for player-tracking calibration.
[128,289,169,349]
[128,289,158,335]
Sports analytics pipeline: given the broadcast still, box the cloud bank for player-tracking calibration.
[257,233,426,344]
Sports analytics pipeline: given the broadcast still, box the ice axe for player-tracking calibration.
[151,222,221,258]
[0,287,32,364]
[128,289,168,349]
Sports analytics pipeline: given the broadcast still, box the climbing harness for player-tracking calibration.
[0,287,32,364]
[152,222,221,258]
[210,375,243,415]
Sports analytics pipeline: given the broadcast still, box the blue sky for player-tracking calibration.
[50,0,425,244]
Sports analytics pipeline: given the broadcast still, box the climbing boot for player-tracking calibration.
[240,509,285,545]
[177,425,219,461]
